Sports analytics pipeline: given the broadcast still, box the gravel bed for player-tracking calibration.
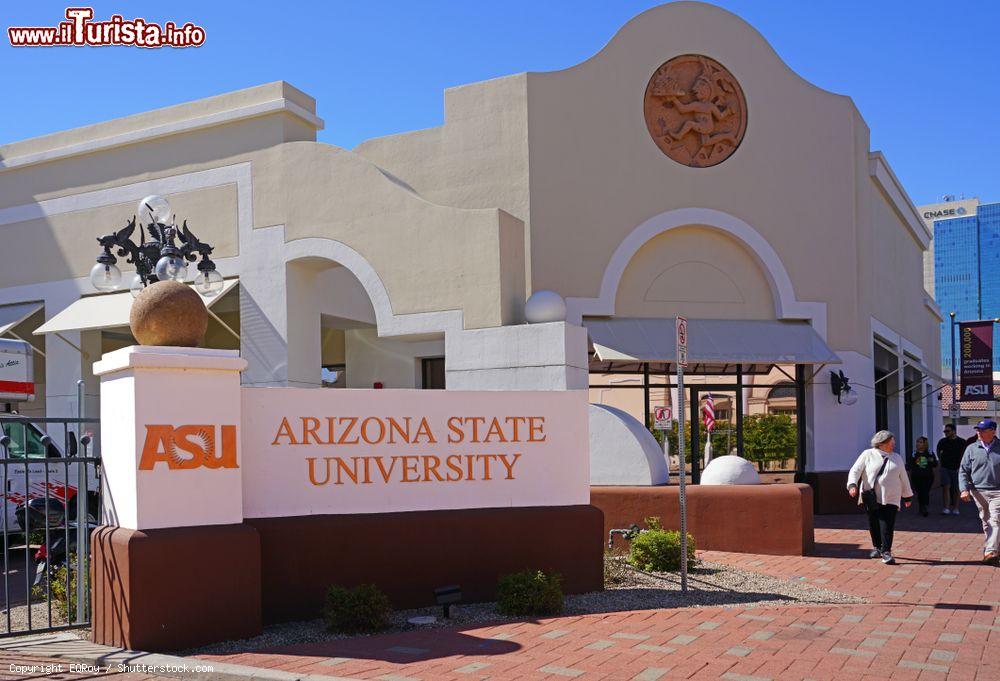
[1,601,68,635]
[188,559,864,656]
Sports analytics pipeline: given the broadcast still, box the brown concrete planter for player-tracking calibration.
[90,524,262,652]
[591,483,814,556]
[91,505,604,651]
[247,504,604,624]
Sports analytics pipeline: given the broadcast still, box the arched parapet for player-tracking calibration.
[282,238,463,338]
[564,207,828,339]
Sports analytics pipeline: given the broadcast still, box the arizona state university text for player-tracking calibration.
[271,415,547,486]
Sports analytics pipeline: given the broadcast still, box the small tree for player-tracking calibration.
[742,413,797,471]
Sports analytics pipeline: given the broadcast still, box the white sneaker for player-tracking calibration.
[881,552,895,565]
[941,508,952,515]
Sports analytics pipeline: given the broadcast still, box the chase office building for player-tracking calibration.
[0,2,941,512]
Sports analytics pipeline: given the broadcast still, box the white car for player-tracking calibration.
[0,419,101,535]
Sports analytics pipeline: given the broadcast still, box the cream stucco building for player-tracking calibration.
[0,2,941,510]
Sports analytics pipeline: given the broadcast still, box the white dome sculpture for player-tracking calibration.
[700,455,761,485]
[589,404,668,485]
[524,290,567,323]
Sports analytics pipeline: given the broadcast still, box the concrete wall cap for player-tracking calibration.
[93,345,246,377]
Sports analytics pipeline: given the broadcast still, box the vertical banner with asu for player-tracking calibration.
[959,320,994,401]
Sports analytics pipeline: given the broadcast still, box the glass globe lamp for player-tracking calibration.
[90,262,122,291]
[128,273,145,298]
[154,254,188,282]
[193,269,224,297]
[137,195,171,225]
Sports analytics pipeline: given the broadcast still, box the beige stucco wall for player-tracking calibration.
[0,82,524,332]
[351,1,937,364]
[355,74,532,286]
[0,2,938,370]
[0,109,316,209]
[524,3,862,347]
[0,184,238,290]
[865,176,940,357]
[251,142,524,329]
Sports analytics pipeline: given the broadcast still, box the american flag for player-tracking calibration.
[703,393,716,432]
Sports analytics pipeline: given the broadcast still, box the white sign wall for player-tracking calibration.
[240,388,590,518]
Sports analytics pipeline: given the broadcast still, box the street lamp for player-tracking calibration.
[830,370,859,405]
[90,195,224,297]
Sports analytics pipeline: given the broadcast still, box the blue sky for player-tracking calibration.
[3,1,997,205]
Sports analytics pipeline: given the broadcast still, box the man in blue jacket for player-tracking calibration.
[960,419,1000,566]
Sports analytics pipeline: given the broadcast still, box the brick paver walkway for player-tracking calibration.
[197,499,998,681]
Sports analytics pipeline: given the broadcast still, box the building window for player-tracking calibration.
[421,357,446,389]
[874,367,889,432]
[767,383,796,400]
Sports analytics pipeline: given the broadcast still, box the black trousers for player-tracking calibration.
[911,475,933,511]
[866,502,899,552]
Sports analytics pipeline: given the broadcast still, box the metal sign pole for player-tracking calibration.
[75,380,86,624]
[675,317,688,594]
[662,422,671,473]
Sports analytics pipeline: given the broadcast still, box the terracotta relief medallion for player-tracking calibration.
[643,54,747,168]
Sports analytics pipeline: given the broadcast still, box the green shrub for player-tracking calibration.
[323,583,392,634]
[30,554,86,622]
[628,517,696,572]
[496,569,563,616]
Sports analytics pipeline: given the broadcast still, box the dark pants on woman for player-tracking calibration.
[911,474,933,513]
[866,503,899,552]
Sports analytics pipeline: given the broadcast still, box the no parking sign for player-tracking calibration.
[653,406,672,430]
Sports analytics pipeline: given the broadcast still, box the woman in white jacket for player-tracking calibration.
[847,430,913,564]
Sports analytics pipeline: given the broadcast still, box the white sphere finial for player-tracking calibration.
[525,290,566,323]
[700,456,761,485]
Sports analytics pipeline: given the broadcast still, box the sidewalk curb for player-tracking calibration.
[0,633,355,681]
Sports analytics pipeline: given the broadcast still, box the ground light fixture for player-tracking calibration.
[433,584,462,618]
[830,370,859,405]
[90,194,225,297]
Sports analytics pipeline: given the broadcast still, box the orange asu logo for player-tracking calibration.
[139,425,238,470]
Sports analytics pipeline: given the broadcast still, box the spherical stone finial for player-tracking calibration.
[524,290,567,324]
[129,280,208,347]
[700,455,761,485]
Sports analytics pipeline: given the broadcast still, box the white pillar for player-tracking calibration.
[239,226,291,387]
[445,322,589,390]
[93,346,246,530]
[808,351,875,471]
[42,289,101,419]
[284,261,322,388]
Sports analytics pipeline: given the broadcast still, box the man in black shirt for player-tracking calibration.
[937,424,966,515]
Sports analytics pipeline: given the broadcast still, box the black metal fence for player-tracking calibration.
[0,415,101,637]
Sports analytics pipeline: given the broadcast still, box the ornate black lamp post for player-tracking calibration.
[90,195,224,297]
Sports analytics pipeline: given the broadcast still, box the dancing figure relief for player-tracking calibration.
[644,55,747,168]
